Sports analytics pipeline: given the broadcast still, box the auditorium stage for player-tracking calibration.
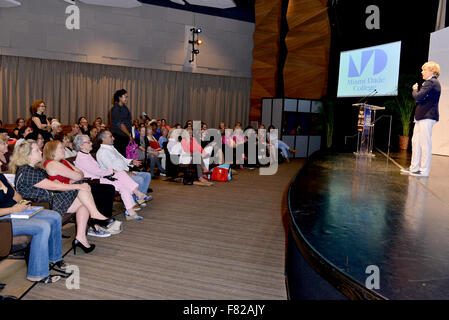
[286,151,449,300]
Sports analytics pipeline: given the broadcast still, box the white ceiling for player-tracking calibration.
[0,0,236,10]
[170,0,236,9]
[75,0,141,8]
[0,0,21,8]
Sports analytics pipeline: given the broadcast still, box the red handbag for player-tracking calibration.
[210,167,229,182]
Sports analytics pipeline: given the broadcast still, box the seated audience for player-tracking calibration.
[73,134,150,221]
[184,120,193,130]
[160,119,171,131]
[90,127,98,141]
[180,128,213,186]
[50,119,63,141]
[137,126,165,178]
[149,120,161,140]
[158,127,169,147]
[267,125,297,162]
[10,139,110,254]
[0,173,65,284]
[96,130,153,202]
[63,135,78,159]
[14,126,33,150]
[12,117,26,139]
[68,123,81,139]
[78,117,90,135]
[93,117,103,131]
[0,134,11,172]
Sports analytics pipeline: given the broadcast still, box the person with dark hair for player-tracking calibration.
[93,117,103,131]
[149,119,161,140]
[14,126,34,150]
[184,120,193,129]
[0,134,11,172]
[110,89,132,157]
[12,117,26,139]
[78,117,90,135]
[30,100,51,142]
[160,119,171,131]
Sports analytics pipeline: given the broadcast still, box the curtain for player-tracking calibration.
[0,55,251,128]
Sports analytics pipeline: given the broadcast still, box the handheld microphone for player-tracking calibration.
[142,112,151,121]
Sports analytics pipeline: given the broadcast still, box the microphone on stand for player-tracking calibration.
[354,89,378,106]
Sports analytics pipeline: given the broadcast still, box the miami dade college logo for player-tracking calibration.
[348,49,388,78]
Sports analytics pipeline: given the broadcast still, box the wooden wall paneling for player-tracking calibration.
[284,0,331,99]
[249,0,283,121]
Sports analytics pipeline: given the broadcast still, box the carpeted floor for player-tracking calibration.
[1,159,304,300]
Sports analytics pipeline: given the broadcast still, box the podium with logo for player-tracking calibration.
[353,103,385,157]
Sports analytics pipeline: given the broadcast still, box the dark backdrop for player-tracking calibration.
[326,0,442,152]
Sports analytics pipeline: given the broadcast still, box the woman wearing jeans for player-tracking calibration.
[0,173,64,284]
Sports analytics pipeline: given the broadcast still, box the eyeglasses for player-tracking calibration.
[83,140,92,144]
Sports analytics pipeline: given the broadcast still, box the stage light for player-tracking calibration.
[188,26,203,63]
[190,27,202,34]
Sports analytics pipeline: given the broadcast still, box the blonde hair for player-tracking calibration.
[43,140,61,162]
[9,139,41,173]
[422,61,440,77]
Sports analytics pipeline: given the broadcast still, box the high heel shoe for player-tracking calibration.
[72,239,96,255]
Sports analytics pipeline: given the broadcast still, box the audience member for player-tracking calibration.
[267,125,297,163]
[12,117,26,139]
[30,100,51,142]
[160,119,171,131]
[158,127,169,147]
[42,140,116,237]
[10,139,110,254]
[68,123,81,138]
[0,135,11,172]
[137,126,165,178]
[181,128,213,186]
[96,130,153,201]
[0,173,65,284]
[74,134,150,221]
[78,117,90,135]
[110,89,133,157]
[63,135,78,159]
[50,119,63,141]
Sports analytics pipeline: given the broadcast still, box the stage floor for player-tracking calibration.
[288,151,449,299]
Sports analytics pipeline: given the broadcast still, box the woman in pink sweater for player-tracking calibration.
[73,134,149,221]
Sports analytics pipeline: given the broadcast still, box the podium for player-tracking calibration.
[353,103,385,157]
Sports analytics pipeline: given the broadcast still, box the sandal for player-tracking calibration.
[50,260,73,277]
[33,275,61,284]
[50,260,68,271]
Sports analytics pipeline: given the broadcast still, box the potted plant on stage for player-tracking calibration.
[385,75,416,150]
[318,97,335,149]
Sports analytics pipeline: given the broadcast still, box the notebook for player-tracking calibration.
[9,206,43,219]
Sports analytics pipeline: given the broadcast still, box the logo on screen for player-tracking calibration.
[348,49,387,78]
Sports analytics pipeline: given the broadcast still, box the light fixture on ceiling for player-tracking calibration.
[189,27,203,63]
[62,0,141,8]
[169,0,236,9]
[0,0,21,8]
